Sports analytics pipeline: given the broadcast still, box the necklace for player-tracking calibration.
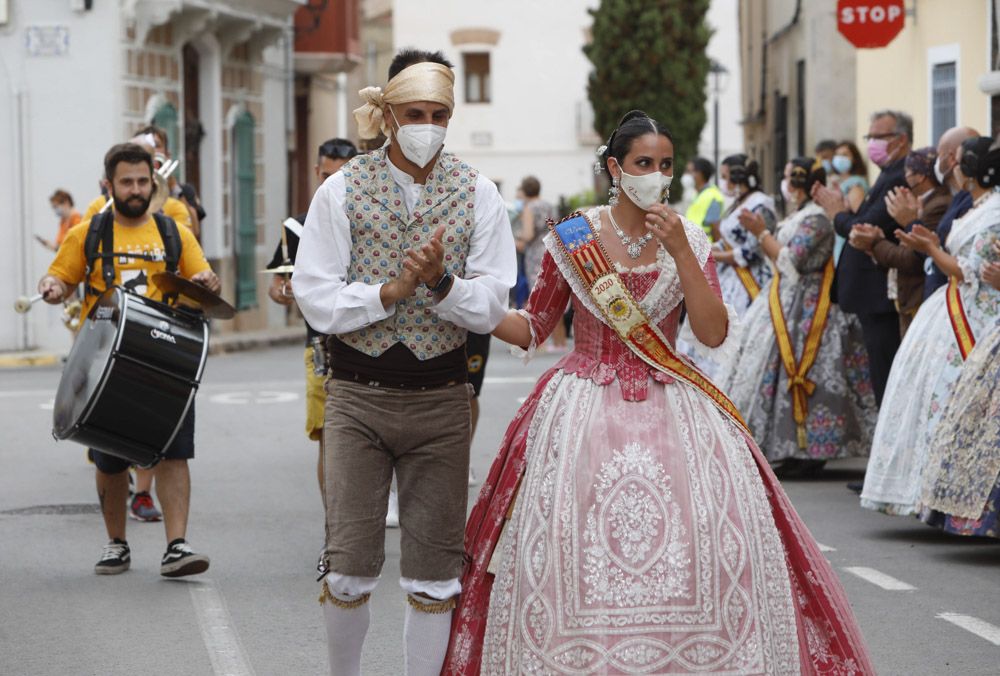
[607,206,653,259]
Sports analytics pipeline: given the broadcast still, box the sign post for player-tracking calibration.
[837,0,905,49]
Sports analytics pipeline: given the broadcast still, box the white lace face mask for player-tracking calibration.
[389,107,447,168]
[612,159,672,211]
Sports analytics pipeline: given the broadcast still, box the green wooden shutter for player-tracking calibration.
[152,102,179,160]
[232,110,257,310]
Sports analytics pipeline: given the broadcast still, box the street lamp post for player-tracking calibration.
[709,59,728,179]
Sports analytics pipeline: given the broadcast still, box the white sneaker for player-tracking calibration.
[386,487,400,528]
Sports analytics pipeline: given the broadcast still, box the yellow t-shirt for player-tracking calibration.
[48,216,211,320]
[82,194,193,231]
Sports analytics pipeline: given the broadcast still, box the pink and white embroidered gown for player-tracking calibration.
[444,209,872,675]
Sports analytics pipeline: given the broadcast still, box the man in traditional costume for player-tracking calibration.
[292,49,516,676]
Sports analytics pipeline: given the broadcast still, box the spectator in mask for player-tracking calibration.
[683,157,725,241]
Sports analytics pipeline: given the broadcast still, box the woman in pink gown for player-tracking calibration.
[444,111,873,675]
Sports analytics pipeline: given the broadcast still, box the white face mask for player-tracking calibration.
[933,155,951,186]
[680,173,696,192]
[721,179,736,197]
[390,107,447,168]
[780,178,794,204]
[615,163,672,211]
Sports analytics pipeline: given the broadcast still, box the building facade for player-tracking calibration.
[739,0,858,192]
[0,0,302,353]
[388,0,601,204]
[854,0,992,149]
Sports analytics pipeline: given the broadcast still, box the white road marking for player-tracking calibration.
[0,389,53,398]
[842,567,916,591]
[937,613,1000,646]
[483,376,538,384]
[516,397,527,404]
[815,542,836,552]
[39,399,54,411]
[189,580,256,676]
[208,391,299,405]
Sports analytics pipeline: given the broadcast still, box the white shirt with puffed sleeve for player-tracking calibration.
[292,155,517,336]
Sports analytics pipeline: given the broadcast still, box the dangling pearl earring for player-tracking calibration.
[609,175,620,207]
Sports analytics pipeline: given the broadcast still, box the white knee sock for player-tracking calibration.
[322,591,371,676]
[403,595,455,676]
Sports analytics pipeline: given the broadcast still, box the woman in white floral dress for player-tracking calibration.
[443,112,872,675]
[861,137,1000,516]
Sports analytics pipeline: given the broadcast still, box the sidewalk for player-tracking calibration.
[0,325,306,369]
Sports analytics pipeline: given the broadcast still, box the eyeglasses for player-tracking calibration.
[320,142,357,159]
[863,132,899,141]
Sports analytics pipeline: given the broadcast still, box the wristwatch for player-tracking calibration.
[427,270,453,294]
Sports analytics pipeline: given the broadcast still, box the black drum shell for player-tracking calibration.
[52,288,208,466]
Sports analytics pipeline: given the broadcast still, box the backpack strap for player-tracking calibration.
[83,209,116,297]
[152,212,181,274]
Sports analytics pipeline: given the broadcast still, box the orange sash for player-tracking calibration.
[550,212,749,435]
[946,276,976,360]
[768,257,836,448]
[720,239,761,300]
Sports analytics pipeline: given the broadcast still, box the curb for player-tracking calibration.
[0,353,61,369]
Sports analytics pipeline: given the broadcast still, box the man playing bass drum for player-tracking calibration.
[38,142,219,577]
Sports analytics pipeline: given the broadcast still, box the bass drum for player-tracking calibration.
[53,287,209,467]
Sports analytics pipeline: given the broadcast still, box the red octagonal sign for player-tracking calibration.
[837,0,905,48]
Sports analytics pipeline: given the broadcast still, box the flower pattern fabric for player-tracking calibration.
[861,192,1000,515]
[719,203,878,462]
[919,322,1000,537]
[339,149,478,360]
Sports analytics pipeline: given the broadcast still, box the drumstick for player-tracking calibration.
[14,294,43,313]
[99,197,114,213]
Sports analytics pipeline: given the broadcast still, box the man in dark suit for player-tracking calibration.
[813,110,912,405]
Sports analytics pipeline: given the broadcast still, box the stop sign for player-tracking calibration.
[837,0,905,48]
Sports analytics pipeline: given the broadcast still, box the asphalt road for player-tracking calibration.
[1,341,998,675]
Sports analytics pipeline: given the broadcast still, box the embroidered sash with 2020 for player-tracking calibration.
[768,257,836,448]
[946,276,976,360]
[550,212,749,435]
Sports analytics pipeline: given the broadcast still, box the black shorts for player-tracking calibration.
[91,406,196,474]
[465,332,492,398]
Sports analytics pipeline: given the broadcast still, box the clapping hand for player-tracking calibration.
[848,223,884,252]
[885,187,920,227]
[812,183,846,219]
[737,208,767,236]
[404,225,447,286]
[984,241,1000,291]
[644,204,690,257]
[895,223,940,254]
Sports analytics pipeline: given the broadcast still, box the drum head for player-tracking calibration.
[53,290,122,438]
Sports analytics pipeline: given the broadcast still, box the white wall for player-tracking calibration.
[391,0,600,203]
[0,1,120,352]
[698,0,745,173]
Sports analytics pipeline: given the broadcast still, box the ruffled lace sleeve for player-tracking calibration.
[678,252,741,364]
[511,250,571,361]
[958,222,1000,291]
[775,212,834,284]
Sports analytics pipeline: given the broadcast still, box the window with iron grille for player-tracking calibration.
[931,62,956,146]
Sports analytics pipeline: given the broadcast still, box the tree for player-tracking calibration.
[584,0,712,202]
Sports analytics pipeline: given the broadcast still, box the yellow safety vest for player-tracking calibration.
[684,184,725,240]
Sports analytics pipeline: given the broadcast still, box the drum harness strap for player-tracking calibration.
[83,209,182,301]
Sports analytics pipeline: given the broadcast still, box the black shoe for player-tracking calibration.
[847,481,864,494]
[160,538,210,578]
[94,538,131,575]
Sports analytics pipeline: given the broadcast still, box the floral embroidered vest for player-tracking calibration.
[338,148,478,360]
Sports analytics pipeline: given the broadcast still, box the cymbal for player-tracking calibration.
[260,264,294,274]
[151,271,236,319]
